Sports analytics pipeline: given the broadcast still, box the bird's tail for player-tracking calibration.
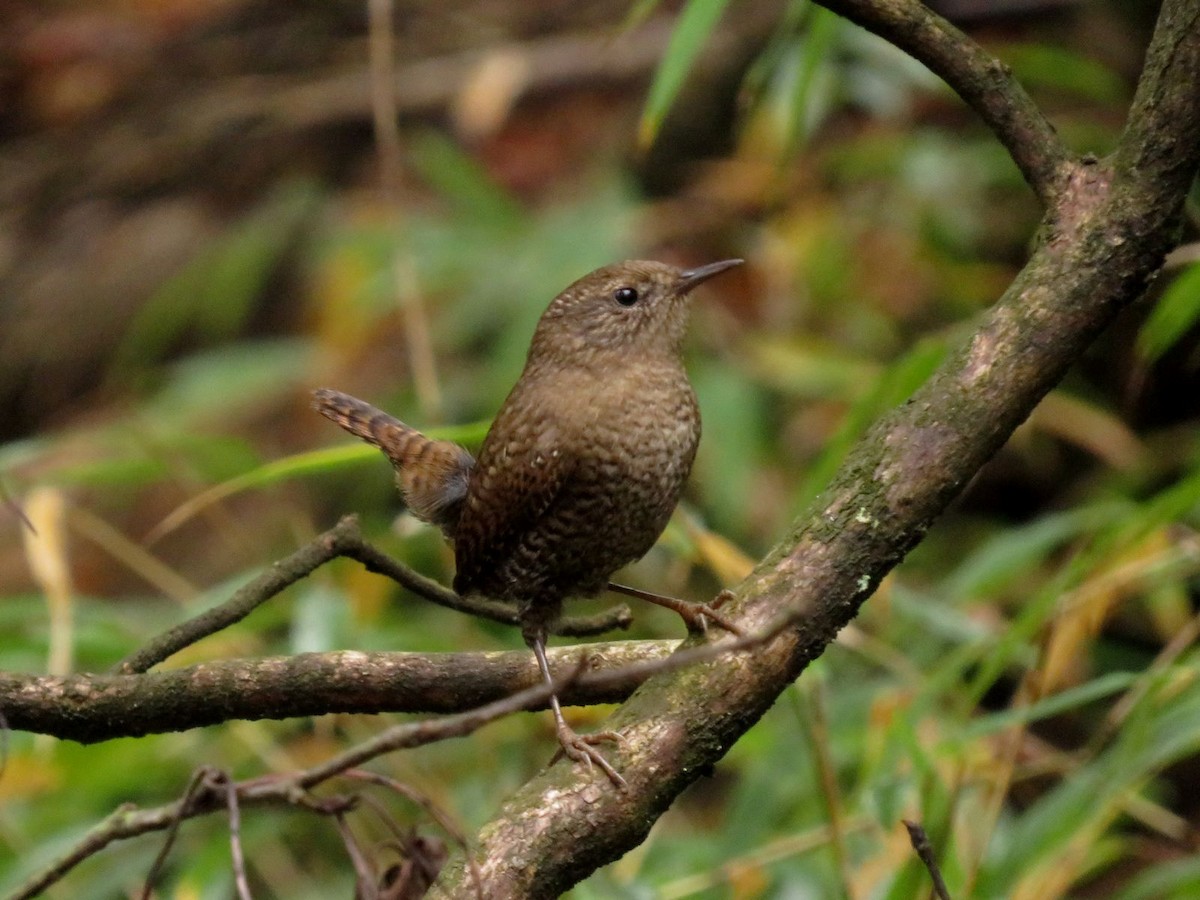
[312,388,473,532]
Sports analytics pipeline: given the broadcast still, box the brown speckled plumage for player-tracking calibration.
[314,257,741,785]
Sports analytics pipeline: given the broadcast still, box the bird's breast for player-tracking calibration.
[570,363,699,504]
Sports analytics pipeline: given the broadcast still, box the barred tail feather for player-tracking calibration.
[312,388,474,533]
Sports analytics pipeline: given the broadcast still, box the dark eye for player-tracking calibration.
[614,287,639,306]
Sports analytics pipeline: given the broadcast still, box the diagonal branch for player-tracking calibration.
[815,0,1072,204]
[1115,0,1200,194]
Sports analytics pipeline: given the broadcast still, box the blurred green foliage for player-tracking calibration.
[4,1,1200,898]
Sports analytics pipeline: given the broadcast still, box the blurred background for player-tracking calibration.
[3,0,1200,896]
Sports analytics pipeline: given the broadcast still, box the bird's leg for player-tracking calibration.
[526,626,627,789]
[607,582,743,637]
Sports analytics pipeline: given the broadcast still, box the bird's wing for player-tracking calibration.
[451,406,577,599]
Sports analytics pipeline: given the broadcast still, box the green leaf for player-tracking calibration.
[958,671,1137,741]
[291,583,350,653]
[794,336,947,508]
[145,419,488,543]
[977,669,1200,895]
[407,129,525,229]
[745,336,881,400]
[1114,856,1200,900]
[965,465,1200,707]
[1137,262,1200,362]
[781,5,841,159]
[112,180,321,374]
[623,0,664,30]
[943,502,1127,601]
[1000,43,1127,104]
[140,339,314,428]
[691,359,771,535]
[638,0,734,149]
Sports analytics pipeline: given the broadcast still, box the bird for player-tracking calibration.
[314,257,743,786]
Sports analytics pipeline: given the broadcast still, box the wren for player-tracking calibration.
[314,258,743,786]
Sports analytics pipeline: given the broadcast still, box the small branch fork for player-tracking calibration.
[114,515,630,676]
[8,555,774,897]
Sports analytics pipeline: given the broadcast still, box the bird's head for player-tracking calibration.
[527,258,742,364]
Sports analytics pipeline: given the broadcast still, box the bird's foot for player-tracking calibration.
[550,721,627,789]
[606,583,743,637]
[670,591,743,637]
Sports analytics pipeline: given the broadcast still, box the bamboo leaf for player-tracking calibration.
[638,0,733,149]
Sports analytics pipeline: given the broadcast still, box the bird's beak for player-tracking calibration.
[676,258,744,294]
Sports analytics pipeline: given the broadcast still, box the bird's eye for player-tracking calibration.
[614,287,639,306]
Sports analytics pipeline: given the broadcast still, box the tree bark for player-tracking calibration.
[0,641,668,743]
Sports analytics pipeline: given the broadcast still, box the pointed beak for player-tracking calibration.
[675,258,743,294]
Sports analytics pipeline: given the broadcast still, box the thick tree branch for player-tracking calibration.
[1116,0,1200,194]
[815,0,1072,204]
[427,2,1200,895]
[4,641,673,743]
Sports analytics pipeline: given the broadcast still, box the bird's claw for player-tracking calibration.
[678,595,743,637]
[712,589,735,609]
[550,724,627,789]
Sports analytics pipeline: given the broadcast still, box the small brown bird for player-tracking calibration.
[314,258,742,786]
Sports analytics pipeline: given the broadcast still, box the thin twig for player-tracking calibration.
[140,767,211,900]
[342,529,632,636]
[294,662,584,790]
[342,771,484,899]
[115,516,631,674]
[219,770,254,900]
[352,797,451,900]
[332,811,378,896]
[0,480,35,534]
[114,519,364,673]
[378,832,448,900]
[902,820,952,900]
